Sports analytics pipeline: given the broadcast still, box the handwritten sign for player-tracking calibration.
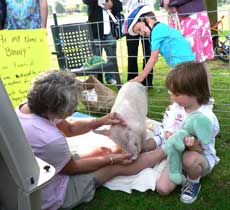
[0,29,50,107]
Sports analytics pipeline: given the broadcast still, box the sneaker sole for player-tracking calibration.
[180,185,201,204]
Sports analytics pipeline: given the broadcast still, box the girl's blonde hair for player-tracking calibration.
[166,61,211,105]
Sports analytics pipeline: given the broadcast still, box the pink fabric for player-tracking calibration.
[169,11,214,62]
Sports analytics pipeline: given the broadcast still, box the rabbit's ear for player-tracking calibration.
[193,114,213,144]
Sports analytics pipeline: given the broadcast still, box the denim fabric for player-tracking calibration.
[93,33,119,83]
[126,34,153,86]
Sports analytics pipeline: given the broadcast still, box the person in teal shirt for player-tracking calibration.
[126,5,195,83]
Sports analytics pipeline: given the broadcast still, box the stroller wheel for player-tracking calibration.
[215,46,229,62]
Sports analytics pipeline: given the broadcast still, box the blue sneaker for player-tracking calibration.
[180,180,201,204]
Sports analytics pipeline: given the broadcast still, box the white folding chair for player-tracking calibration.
[0,80,55,210]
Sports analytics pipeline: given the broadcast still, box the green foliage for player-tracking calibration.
[48,5,53,15]
[154,0,161,11]
[218,0,228,6]
[80,4,88,13]
[55,1,65,14]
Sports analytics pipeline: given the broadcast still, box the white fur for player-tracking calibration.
[110,82,148,159]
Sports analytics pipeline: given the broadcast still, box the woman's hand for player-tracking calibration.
[98,112,126,126]
[107,153,133,165]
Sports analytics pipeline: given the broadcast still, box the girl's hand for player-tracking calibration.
[184,136,203,153]
[165,131,173,139]
[184,136,196,147]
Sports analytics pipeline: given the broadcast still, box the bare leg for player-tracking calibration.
[144,138,157,151]
[155,167,177,195]
[94,149,165,185]
[155,151,207,196]
[182,151,207,179]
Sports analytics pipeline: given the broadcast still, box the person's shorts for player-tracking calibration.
[58,154,97,210]
[201,156,211,177]
[153,134,167,149]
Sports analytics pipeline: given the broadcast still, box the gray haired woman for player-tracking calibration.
[16,70,164,210]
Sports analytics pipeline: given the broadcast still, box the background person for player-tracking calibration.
[83,0,121,85]
[4,0,48,29]
[160,0,214,62]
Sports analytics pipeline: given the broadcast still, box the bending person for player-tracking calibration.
[126,5,195,83]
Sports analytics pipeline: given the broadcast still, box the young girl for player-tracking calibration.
[153,61,219,204]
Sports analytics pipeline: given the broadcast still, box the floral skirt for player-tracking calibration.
[169,11,214,62]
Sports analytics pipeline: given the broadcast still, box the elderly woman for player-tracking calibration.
[16,70,164,210]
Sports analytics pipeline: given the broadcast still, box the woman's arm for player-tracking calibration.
[57,118,101,137]
[60,153,132,175]
[39,0,48,28]
[57,113,126,137]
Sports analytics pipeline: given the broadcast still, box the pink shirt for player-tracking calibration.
[16,105,71,210]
